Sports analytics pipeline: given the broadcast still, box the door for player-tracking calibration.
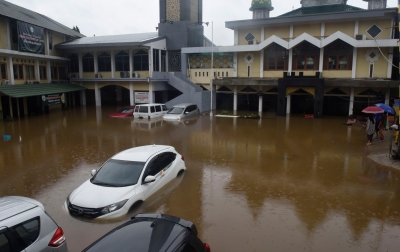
[141,155,165,199]
[157,152,177,185]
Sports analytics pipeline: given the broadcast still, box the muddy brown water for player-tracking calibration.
[1,107,400,252]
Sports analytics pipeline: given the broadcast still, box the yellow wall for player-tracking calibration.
[263,71,285,78]
[322,70,352,78]
[355,48,389,78]
[237,52,261,77]
[293,24,320,38]
[325,21,354,37]
[0,18,7,49]
[264,26,290,41]
[238,28,261,45]
[189,69,233,84]
[82,72,94,78]
[49,31,65,57]
[359,19,392,39]
[99,72,112,78]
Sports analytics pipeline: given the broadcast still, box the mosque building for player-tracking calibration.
[0,0,398,119]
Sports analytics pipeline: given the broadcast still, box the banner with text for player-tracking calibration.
[18,21,45,54]
[135,92,149,103]
[42,94,61,106]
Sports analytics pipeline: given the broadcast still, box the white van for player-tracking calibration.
[133,103,169,119]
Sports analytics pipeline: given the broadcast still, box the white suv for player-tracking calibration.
[0,196,68,252]
[133,103,168,119]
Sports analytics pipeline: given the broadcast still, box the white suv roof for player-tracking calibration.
[0,196,44,222]
[112,145,172,162]
[136,103,165,107]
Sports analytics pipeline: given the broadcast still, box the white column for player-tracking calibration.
[354,20,359,37]
[385,88,390,105]
[387,47,393,79]
[129,49,133,76]
[148,49,153,78]
[94,52,98,74]
[35,60,40,81]
[288,49,293,74]
[258,86,263,113]
[148,81,153,103]
[7,56,14,84]
[286,94,291,114]
[260,49,264,78]
[351,48,357,79]
[130,83,134,105]
[233,85,237,111]
[234,29,239,46]
[111,50,115,78]
[6,18,11,50]
[159,50,162,72]
[349,87,354,115]
[46,60,51,83]
[78,52,83,78]
[95,82,101,106]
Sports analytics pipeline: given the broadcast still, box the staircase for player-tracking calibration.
[152,72,213,112]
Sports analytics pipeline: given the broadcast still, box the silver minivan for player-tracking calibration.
[162,103,200,121]
[0,196,68,252]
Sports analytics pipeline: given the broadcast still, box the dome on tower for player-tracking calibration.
[250,0,273,11]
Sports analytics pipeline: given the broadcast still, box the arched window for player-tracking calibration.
[133,50,149,71]
[292,42,320,70]
[82,53,94,72]
[98,52,111,72]
[323,40,353,70]
[115,51,129,71]
[264,44,289,70]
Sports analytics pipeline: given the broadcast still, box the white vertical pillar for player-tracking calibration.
[385,88,390,105]
[95,82,101,106]
[233,85,237,111]
[149,49,153,78]
[286,94,291,114]
[288,49,293,74]
[234,29,238,46]
[7,56,14,84]
[349,87,354,115]
[94,52,98,74]
[130,83,134,105]
[351,48,357,79]
[387,48,393,79]
[78,53,82,78]
[260,49,264,78]
[111,50,115,78]
[129,49,133,76]
[258,86,263,113]
[319,48,324,73]
[35,59,40,81]
[148,80,153,103]
[46,60,51,83]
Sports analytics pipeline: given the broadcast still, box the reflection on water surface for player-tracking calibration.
[1,107,400,252]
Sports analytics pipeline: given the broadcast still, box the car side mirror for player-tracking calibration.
[185,111,189,114]
[144,175,156,184]
[91,169,97,176]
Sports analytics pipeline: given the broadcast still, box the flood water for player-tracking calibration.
[1,107,400,252]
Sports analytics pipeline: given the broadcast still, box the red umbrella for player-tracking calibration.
[362,106,384,114]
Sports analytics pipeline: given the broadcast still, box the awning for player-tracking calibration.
[0,83,86,98]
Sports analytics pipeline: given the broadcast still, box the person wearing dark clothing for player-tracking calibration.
[365,114,375,146]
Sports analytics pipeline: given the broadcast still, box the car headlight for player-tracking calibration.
[101,199,128,215]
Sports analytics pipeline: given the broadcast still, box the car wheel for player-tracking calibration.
[177,169,185,177]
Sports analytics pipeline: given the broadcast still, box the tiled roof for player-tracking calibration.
[0,83,86,98]
[279,4,363,17]
[0,0,84,38]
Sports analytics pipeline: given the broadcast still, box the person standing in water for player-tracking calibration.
[365,114,375,146]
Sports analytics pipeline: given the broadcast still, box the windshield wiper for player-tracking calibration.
[92,180,117,187]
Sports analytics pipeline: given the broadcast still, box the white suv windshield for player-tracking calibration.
[167,107,184,115]
[91,160,145,187]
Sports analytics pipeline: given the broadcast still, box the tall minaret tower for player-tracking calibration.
[362,0,387,9]
[158,0,204,50]
[250,0,274,19]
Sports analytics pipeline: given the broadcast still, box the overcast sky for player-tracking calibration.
[5,0,399,46]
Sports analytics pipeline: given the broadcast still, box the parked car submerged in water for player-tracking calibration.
[82,213,211,252]
[66,145,186,219]
[108,106,136,118]
[133,104,169,119]
[163,103,200,121]
[0,196,68,252]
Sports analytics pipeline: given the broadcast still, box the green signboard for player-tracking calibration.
[42,94,62,106]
